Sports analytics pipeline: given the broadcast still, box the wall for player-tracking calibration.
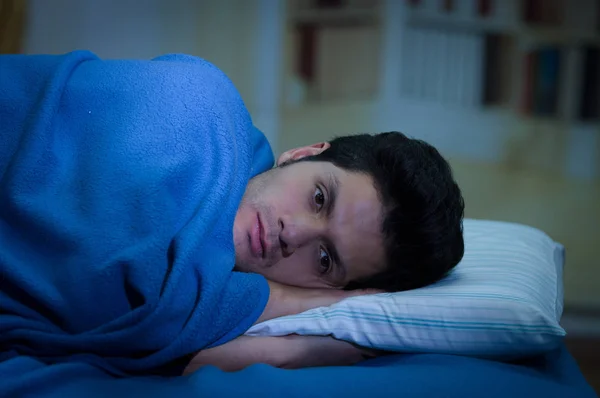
[25,0,168,58]
[23,0,278,145]
[24,0,252,67]
[452,159,600,308]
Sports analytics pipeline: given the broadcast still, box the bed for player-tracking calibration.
[13,341,592,397]
[177,343,596,397]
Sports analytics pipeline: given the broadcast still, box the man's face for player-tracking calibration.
[233,143,386,289]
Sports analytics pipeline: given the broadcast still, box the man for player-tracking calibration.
[0,50,463,395]
[187,131,465,373]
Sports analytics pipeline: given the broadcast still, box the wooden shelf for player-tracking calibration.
[407,15,600,47]
[407,13,517,35]
[290,8,379,25]
[518,25,600,46]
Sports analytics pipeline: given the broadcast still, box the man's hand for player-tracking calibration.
[254,280,380,325]
[182,335,382,375]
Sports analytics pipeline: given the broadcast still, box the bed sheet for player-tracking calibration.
[2,343,595,397]
[184,342,596,398]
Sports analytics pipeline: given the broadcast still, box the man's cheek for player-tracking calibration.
[279,188,306,212]
[288,252,317,281]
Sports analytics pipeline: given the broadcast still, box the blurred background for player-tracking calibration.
[1,0,599,387]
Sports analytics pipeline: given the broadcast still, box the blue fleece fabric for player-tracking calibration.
[0,51,274,383]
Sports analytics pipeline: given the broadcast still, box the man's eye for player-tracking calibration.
[314,186,325,211]
[319,246,331,274]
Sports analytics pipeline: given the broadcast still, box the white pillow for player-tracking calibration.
[246,219,566,358]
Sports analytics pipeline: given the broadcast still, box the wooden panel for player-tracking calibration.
[0,0,27,54]
[565,336,600,394]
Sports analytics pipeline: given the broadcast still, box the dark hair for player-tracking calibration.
[300,132,465,292]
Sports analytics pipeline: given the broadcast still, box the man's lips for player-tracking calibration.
[250,212,266,258]
[258,213,269,257]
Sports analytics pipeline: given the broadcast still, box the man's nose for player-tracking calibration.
[278,214,324,256]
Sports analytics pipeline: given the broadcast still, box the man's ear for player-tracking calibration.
[276,142,331,167]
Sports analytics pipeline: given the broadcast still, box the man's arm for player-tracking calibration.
[253,280,366,325]
[181,282,383,375]
[183,335,382,374]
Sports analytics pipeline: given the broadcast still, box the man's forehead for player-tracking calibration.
[337,227,386,283]
[331,169,386,283]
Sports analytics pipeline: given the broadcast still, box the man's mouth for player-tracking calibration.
[258,213,269,258]
[250,212,266,259]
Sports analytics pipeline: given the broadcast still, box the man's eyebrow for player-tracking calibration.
[324,173,346,282]
[327,239,347,283]
[325,172,339,219]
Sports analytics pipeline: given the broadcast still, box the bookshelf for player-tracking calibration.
[284,0,600,124]
[286,0,381,103]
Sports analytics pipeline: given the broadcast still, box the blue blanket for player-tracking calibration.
[0,51,274,386]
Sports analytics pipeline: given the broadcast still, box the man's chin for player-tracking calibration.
[232,261,248,272]
[233,260,259,274]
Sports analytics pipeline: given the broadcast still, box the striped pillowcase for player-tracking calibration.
[246,219,566,358]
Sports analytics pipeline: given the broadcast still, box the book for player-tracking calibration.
[296,24,318,83]
[534,47,561,116]
[523,0,564,25]
[521,50,537,113]
[315,25,380,101]
[478,0,493,17]
[580,46,600,120]
[520,46,562,116]
[483,34,514,106]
